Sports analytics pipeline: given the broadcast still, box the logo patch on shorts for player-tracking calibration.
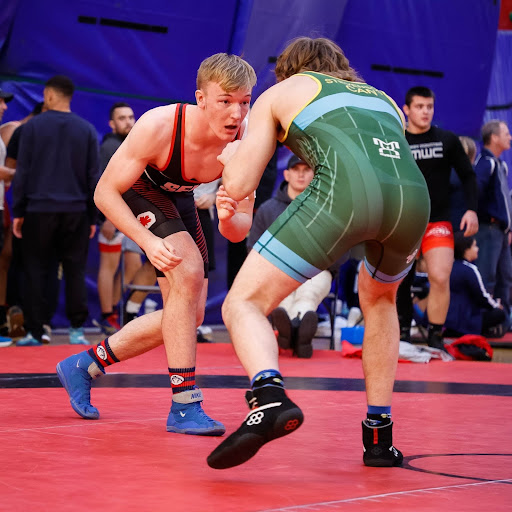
[170,375,184,386]
[96,346,108,361]
[425,225,452,238]
[137,211,156,229]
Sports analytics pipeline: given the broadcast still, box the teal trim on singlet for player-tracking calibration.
[295,93,403,131]
[364,259,413,284]
[254,231,320,283]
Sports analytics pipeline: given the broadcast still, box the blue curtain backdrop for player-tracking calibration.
[0,0,505,327]
[483,30,512,177]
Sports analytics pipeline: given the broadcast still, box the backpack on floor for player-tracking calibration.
[446,334,493,361]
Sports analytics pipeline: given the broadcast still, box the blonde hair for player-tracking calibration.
[459,136,477,163]
[197,53,256,92]
[275,37,363,82]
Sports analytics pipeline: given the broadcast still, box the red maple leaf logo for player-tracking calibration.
[139,215,152,227]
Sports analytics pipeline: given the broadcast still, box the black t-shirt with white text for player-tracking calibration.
[406,125,477,223]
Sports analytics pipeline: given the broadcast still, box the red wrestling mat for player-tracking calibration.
[1,344,511,511]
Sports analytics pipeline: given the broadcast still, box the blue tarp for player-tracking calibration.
[0,0,506,327]
[483,30,512,179]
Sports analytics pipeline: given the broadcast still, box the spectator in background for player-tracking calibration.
[0,101,43,147]
[459,136,477,165]
[474,120,512,316]
[194,179,220,272]
[1,101,45,342]
[194,179,220,343]
[11,75,100,346]
[450,136,477,231]
[0,87,14,347]
[445,232,507,338]
[247,155,334,358]
[95,102,139,332]
[397,86,478,351]
[94,102,157,332]
[119,237,157,325]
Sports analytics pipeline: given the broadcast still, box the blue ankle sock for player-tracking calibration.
[367,405,391,426]
[251,369,284,390]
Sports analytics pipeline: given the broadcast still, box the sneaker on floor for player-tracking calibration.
[207,386,304,469]
[41,324,52,344]
[56,352,104,419]
[92,314,120,336]
[167,388,225,436]
[123,311,139,324]
[7,305,26,339]
[362,420,403,467]
[269,307,293,349]
[0,335,13,348]
[428,333,448,352]
[197,324,213,341]
[347,307,364,327]
[16,333,42,346]
[69,327,90,345]
[295,311,317,358]
[197,329,211,343]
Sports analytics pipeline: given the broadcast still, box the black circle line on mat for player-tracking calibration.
[401,453,512,482]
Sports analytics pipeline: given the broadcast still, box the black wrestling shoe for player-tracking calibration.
[207,386,303,469]
[362,420,403,467]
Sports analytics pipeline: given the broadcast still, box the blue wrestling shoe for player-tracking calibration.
[56,352,104,419]
[166,388,225,436]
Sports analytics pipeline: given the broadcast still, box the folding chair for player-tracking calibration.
[317,270,342,350]
[118,248,160,326]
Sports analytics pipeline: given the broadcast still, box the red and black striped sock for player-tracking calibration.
[88,338,120,369]
[168,367,196,394]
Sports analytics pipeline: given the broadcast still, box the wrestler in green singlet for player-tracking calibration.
[254,71,430,284]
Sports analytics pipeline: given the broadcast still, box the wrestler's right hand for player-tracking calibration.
[144,236,183,272]
[216,185,238,221]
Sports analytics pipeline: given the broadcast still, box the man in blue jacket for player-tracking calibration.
[474,120,512,315]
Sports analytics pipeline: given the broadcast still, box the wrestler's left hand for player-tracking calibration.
[216,185,238,221]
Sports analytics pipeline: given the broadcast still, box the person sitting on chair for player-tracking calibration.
[444,231,507,338]
[247,155,338,358]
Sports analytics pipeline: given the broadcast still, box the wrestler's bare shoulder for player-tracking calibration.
[132,104,183,146]
[137,104,177,131]
[277,74,318,95]
[261,75,319,129]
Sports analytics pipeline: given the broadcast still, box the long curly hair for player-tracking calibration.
[275,37,363,83]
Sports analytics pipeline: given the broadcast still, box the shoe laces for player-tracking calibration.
[71,362,93,403]
[175,401,216,424]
